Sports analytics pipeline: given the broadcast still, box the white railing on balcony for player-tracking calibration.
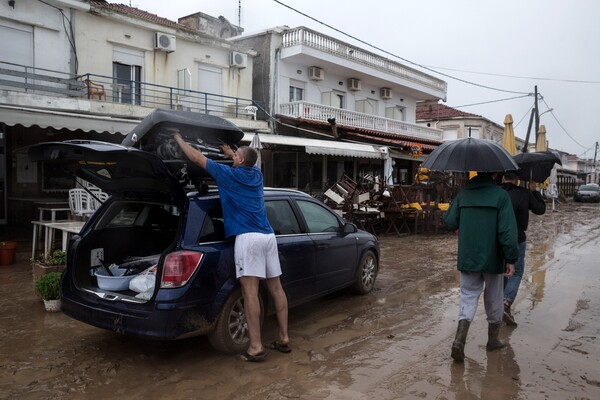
[281,27,447,95]
[280,101,442,141]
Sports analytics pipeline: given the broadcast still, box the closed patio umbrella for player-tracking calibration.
[249,133,262,168]
[536,125,548,152]
[502,114,517,156]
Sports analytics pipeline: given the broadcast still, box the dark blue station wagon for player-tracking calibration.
[27,110,380,354]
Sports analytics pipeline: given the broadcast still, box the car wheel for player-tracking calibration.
[208,287,263,354]
[350,250,378,294]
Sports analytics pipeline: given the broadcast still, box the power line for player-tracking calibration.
[540,97,587,149]
[273,0,530,96]
[425,66,600,84]
[453,94,531,109]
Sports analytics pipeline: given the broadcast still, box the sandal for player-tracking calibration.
[239,350,267,362]
[269,341,292,353]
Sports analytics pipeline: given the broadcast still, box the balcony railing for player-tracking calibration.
[281,27,447,95]
[280,101,443,141]
[0,61,263,120]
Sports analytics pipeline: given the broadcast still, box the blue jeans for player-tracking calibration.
[504,241,526,305]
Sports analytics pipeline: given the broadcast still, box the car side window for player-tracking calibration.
[296,200,341,233]
[198,204,226,243]
[265,200,300,235]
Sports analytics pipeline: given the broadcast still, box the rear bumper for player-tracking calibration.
[61,293,215,340]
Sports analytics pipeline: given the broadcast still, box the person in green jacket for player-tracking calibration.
[443,173,519,362]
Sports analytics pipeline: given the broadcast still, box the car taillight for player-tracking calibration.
[160,251,203,288]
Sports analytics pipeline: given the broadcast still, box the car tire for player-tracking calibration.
[208,287,264,354]
[350,250,378,295]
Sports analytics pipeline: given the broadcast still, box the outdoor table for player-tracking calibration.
[31,220,85,258]
[37,207,71,222]
[381,208,412,236]
[351,210,382,235]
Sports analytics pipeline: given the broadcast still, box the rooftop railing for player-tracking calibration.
[280,101,443,141]
[281,27,447,95]
[0,61,263,120]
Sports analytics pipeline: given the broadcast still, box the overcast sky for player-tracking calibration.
[119,0,600,158]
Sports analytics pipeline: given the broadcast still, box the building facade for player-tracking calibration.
[0,1,264,225]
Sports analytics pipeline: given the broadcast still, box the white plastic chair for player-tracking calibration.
[244,105,258,120]
[68,188,95,217]
[89,190,109,211]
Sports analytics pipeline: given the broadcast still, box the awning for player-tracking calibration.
[0,104,141,135]
[389,148,426,162]
[242,133,386,159]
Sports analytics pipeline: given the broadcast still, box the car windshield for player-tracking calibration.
[579,185,599,191]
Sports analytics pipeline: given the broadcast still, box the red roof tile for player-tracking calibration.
[416,103,481,120]
[90,1,184,30]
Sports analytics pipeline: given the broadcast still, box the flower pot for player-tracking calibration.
[43,299,62,312]
[0,241,17,266]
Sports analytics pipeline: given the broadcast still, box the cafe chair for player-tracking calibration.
[84,79,106,101]
[68,188,95,218]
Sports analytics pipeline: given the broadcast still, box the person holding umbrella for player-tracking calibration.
[443,172,518,362]
[500,171,546,326]
[423,137,520,362]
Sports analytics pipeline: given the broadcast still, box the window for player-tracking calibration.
[265,200,300,235]
[273,153,297,188]
[0,21,33,80]
[289,80,304,102]
[465,127,480,139]
[356,99,377,115]
[112,48,143,105]
[198,65,223,114]
[113,62,141,105]
[296,200,340,234]
[322,91,344,109]
[298,153,323,193]
[198,203,225,243]
[442,129,458,140]
[385,106,404,121]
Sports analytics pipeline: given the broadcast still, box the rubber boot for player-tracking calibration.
[486,322,505,351]
[451,319,470,362]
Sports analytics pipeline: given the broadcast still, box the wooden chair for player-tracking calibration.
[84,79,106,101]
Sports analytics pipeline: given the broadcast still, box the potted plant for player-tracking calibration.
[31,250,67,286]
[0,240,17,266]
[34,271,62,312]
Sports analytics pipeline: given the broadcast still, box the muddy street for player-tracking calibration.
[1,202,599,399]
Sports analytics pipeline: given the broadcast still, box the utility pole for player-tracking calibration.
[534,85,539,143]
[594,141,598,184]
[522,85,539,153]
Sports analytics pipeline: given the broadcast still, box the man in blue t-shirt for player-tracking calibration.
[173,132,290,361]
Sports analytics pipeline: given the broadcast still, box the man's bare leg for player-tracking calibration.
[266,277,289,345]
[239,276,263,355]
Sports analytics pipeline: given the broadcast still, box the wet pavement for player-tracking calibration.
[1,201,599,399]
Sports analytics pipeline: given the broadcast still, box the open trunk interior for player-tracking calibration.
[71,200,180,303]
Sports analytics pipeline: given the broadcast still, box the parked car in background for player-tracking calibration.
[574,183,600,203]
[27,110,380,354]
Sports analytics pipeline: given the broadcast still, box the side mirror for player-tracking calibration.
[343,222,358,234]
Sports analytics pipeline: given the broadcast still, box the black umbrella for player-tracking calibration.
[513,151,562,182]
[422,137,519,172]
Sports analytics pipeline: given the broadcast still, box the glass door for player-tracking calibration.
[0,131,6,224]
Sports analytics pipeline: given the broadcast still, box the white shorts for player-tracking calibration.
[234,232,281,279]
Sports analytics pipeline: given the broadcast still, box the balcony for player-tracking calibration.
[280,101,442,141]
[0,61,264,123]
[281,27,447,99]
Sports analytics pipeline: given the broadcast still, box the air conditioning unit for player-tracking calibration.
[230,51,248,68]
[308,66,324,81]
[154,32,176,52]
[347,78,361,91]
[380,87,392,99]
